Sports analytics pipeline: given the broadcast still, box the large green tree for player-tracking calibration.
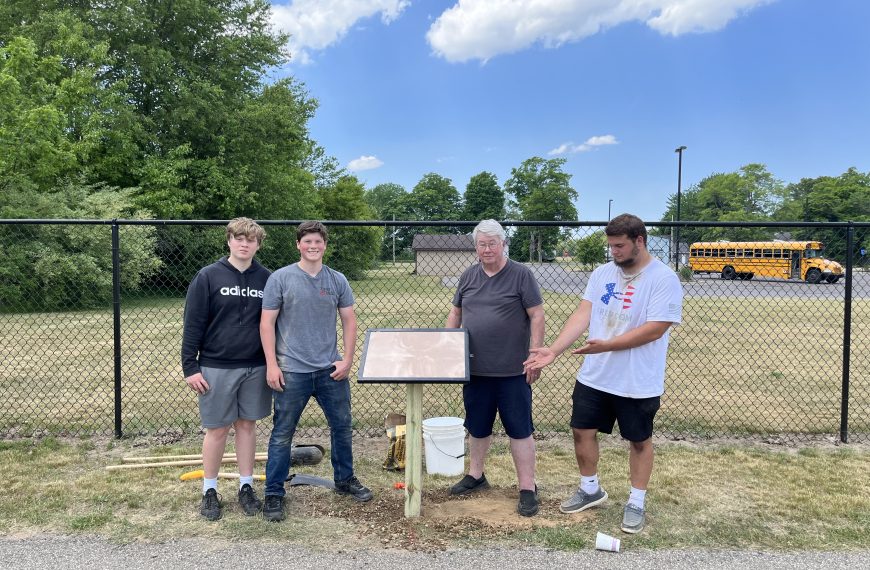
[0,10,159,309]
[364,183,412,260]
[504,157,578,261]
[0,1,370,294]
[88,0,317,220]
[0,1,321,221]
[463,171,504,221]
[660,164,784,244]
[0,16,137,194]
[774,168,870,260]
[405,173,463,234]
[365,183,407,220]
[316,176,382,280]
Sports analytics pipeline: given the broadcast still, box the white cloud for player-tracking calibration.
[427,0,774,63]
[548,134,619,155]
[347,155,384,171]
[647,0,774,35]
[270,0,410,64]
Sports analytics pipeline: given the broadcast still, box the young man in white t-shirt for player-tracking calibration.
[524,214,683,534]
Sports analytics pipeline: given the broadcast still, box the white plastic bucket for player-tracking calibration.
[421,416,466,476]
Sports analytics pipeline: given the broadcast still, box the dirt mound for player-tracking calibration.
[288,483,592,551]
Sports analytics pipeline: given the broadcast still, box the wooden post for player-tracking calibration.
[404,383,423,517]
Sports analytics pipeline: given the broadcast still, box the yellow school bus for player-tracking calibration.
[688,241,844,283]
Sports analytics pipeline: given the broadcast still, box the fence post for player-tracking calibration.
[839,222,854,443]
[112,220,123,438]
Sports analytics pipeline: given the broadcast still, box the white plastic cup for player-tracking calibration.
[595,531,621,552]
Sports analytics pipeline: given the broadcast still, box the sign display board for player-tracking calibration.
[357,328,469,384]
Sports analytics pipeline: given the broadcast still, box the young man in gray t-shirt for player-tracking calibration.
[259,221,372,522]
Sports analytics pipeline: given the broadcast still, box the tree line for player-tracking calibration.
[658,164,869,260]
[0,1,579,310]
[1,2,867,311]
[363,156,579,264]
[0,0,380,309]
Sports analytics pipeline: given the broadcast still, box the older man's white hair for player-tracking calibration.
[472,219,505,243]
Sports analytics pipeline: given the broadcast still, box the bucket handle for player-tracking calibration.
[427,435,465,459]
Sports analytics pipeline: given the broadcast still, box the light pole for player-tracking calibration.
[607,199,613,221]
[674,146,687,270]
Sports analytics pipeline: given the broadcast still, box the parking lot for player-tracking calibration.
[523,264,869,300]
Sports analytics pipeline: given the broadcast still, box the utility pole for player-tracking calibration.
[674,146,687,270]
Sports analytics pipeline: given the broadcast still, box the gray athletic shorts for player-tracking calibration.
[198,366,271,428]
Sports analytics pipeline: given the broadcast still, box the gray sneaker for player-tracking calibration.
[559,486,608,513]
[621,503,645,533]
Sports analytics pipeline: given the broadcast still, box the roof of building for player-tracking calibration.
[412,234,475,251]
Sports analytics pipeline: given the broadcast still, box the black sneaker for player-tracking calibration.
[238,483,262,516]
[263,494,286,522]
[450,474,490,496]
[517,488,539,517]
[200,488,222,521]
[334,476,373,502]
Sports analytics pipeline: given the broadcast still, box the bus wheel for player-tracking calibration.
[722,266,737,280]
[826,275,840,283]
[805,268,822,283]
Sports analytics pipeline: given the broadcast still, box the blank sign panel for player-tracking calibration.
[357,328,469,384]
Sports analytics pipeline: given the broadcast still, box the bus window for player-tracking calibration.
[763,249,773,258]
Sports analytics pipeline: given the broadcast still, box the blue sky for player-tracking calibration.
[268,0,870,222]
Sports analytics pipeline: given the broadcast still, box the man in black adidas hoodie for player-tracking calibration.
[182,217,271,521]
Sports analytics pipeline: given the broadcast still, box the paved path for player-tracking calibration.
[522,264,870,299]
[2,535,869,570]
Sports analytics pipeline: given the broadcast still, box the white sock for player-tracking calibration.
[202,478,218,494]
[628,486,646,509]
[580,474,599,494]
[239,475,254,489]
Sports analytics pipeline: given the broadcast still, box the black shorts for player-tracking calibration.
[570,382,660,442]
[462,374,534,439]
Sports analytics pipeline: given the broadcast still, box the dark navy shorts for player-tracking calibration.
[570,381,660,442]
[462,374,534,439]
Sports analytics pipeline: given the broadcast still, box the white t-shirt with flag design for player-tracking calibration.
[577,258,683,398]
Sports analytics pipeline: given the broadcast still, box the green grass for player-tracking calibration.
[0,262,867,437]
[2,435,869,551]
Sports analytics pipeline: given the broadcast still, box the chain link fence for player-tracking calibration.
[0,220,867,442]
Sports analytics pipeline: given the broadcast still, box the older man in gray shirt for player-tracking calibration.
[446,219,545,516]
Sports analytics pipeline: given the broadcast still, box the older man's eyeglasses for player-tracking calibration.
[476,241,501,250]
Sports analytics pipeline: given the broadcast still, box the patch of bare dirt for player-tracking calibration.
[284,480,591,552]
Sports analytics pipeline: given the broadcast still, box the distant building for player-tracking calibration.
[646,235,672,264]
[646,234,687,266]
[412,234,477,276]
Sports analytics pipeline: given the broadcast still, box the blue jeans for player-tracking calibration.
[264,366,354,496]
